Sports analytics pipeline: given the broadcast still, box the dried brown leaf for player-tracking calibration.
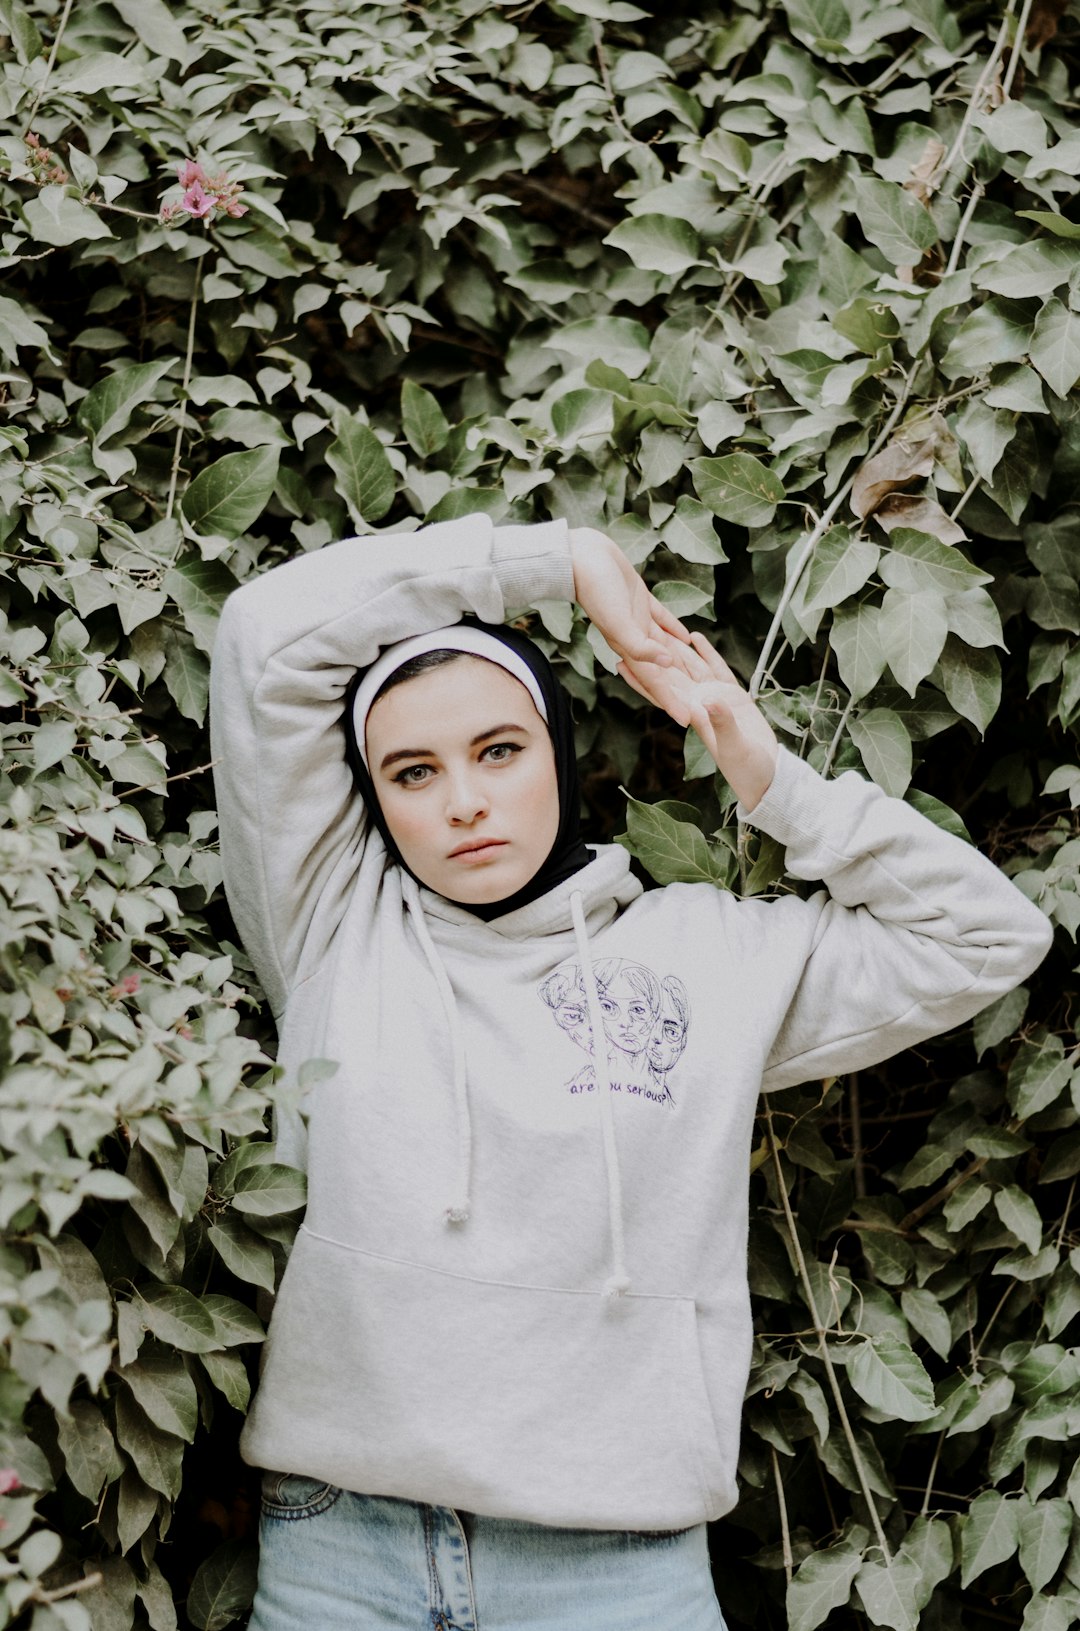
[904,138,946,205]
[874,494,968,543]
[851,437,936,521]
[1028,0,1066,49]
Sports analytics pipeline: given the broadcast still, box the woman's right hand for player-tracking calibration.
[568,527,690,668]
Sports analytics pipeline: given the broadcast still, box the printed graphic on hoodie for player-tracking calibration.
[538,957,690,1105]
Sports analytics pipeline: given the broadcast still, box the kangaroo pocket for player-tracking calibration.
[240,1227,734,1531]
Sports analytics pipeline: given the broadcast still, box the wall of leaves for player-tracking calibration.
[1,0,1079,1626]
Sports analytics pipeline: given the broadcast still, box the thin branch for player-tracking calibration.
[821,694,855,778]
[764,1104,892,1557]
[1001,0,1035,100]
[21,0,77,136]
[749,369,916,699]
[771,1447,794,1585]
[1055,1175,1076,1250]
[949,468,982,522]
[939,5,1015,190]
[900,1154,989,1233]
[165,258,203,522]
[944,180,985,277]
[920,1431,945,1517]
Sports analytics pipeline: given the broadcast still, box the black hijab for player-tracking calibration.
[343,619,591,921]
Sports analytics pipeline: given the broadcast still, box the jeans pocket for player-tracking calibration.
[261,1470,343,1520]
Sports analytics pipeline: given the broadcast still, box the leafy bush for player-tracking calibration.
[0,0,1078,1626]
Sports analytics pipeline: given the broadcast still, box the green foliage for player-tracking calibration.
[0,0,1079,1625]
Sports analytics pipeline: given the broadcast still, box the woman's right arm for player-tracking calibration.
[210,518,687,1019]
[210,517,575,1018]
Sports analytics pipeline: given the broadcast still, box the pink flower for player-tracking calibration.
[0,1471,19,1495]
[223,197,249,218]
[180,180,215,219]
[121,973,140,994]
[177,159,207,188]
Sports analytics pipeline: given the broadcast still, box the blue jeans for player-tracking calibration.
[249,1475,727,1630]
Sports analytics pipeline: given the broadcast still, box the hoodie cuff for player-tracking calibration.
[736,745,860,851]
[492,520,574,610]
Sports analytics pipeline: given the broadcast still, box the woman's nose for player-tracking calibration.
[444,769,489,823]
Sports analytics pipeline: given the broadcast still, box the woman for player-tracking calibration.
[210,518,1050,1630]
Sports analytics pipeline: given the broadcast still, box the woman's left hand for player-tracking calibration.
[619,633,779,812]
[569,528,690,668]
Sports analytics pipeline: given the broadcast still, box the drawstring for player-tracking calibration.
[403,877,473,1224]
[570,890,631,1300]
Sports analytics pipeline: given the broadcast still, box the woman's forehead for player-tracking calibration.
[366,656,546,750]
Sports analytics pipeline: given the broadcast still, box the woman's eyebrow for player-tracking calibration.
[470,723,527,746]
[379,724,528,772]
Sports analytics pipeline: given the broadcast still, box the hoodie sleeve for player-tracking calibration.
[209,517,574,1018]
[733,747,1053,1091]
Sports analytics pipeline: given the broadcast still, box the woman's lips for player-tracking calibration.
[448,840,508,863]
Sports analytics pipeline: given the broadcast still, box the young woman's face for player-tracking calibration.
[365,657,560,905]
[598,973,656,1055]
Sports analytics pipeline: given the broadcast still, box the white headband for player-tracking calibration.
[352,627,549,768]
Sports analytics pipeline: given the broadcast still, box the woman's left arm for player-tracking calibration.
[617,640,1054,1088]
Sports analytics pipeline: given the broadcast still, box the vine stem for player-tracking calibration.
[939,4,1015,190]
[944,180,985,278]
[1001,0,1035,100]
[749,370,916,701]
[165,258,203,522]
[919,1431,945,1517]
[21,0,77,136]
[764,1104,892,1558]
[771,1446,794,1584]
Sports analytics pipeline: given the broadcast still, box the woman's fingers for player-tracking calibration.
[689,631,739,684]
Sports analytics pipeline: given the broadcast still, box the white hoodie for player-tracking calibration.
[209,517,1051,1531]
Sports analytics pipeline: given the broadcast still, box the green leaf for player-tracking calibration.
[186,1541,259,1631]
[787,1538,863,1631]
[830,603,887,700]
[202,1293,266,1347]
[899,1516,954,1609]
[961,1491,1020,1587]
[662,497,728,564]
[118,1349,198,1443]
[994,1185,1043,1255]
[880,529,991,595]
[1008,1037,1071,1117]
[974,985,1029,1058]
[401,379,450,458]
[182,447,281,541]
[162,625,211,727]
[78,359,177,450]
[1029,299,1080,397]
[209,1216,277,1292]
[163,557,238,658]
[326,416,395,525]
[23,187,113,247]
[56,1399,117,1501]
[230,1163,307,1217]
[848,1334,937,1421]
[879,589,949,695]
[803,527,879,613]
[552,388,615,446]
[852,177,937,267]
[604,213,701,276]
[975,241,1079,299]
[199,1349,251,1413]
[113,0,188,61]
[622,796,731,887]
[900,1287,952,1360]
[1018,1498,1073,1593]
[544,317,651,379]
[946,587,1005,649]
[936,638,1001,733]
[691,454,784,527]
[114,1391,184,1498]
[1016,209,1080,240]
[133,1288,220,1354]
[943,297,1036,373]
[853,1555,922,1631]
[849,709,912,796]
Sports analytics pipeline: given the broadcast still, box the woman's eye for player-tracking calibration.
[482,742,522,764]
[394,764,432,786]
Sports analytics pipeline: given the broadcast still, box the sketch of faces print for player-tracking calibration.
[538,957,690,1103]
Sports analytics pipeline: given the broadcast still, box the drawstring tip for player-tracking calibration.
[446,1202,471,1224]
[603,1274,631,1300]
